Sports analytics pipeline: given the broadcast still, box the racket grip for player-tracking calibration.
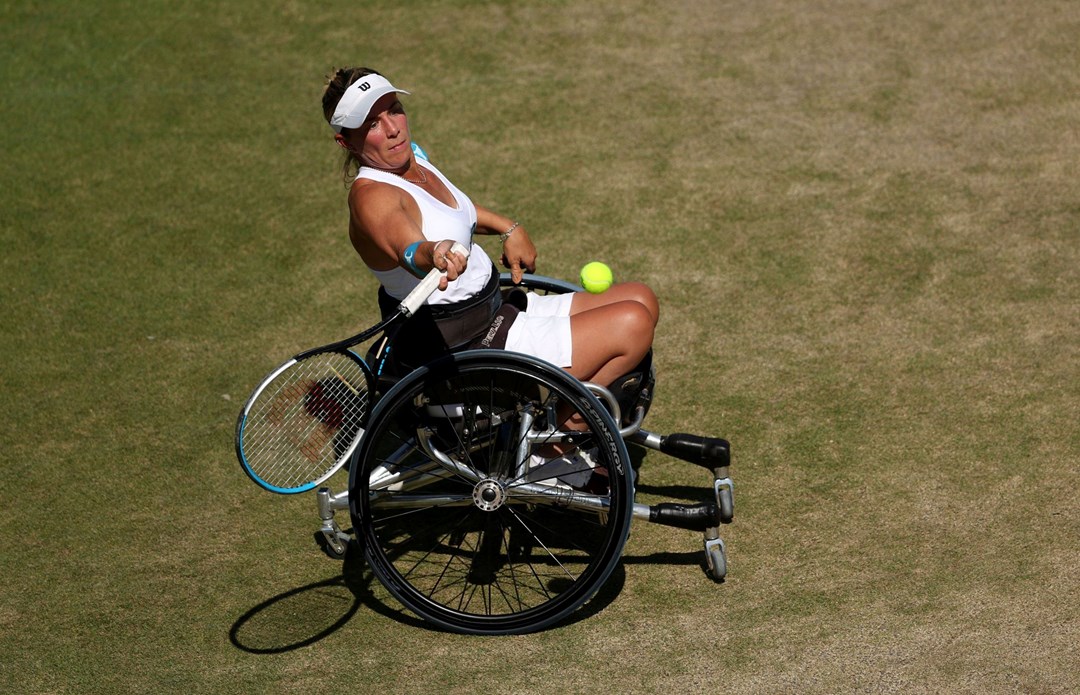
[400,241,470,317]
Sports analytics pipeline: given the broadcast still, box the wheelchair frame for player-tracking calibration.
[307,274,734,635]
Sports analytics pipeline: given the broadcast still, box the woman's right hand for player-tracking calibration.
[432,239,468,290]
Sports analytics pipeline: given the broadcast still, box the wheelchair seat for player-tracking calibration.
[365,276,656,427]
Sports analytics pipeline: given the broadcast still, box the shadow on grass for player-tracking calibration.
[621,549,705,567]
[628,445,730,578]
[634,482,715,503]
[228,541,420,653]
[229,536,633,647]
[230,447,718,647]
[629,444,724,504]
[227,539,715,648]
[227,574,365,654]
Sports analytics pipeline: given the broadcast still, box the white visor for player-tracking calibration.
[329,74,410,133]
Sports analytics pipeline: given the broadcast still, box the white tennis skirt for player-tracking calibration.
[504,291,574,368]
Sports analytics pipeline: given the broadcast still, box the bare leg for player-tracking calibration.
[541,283,657,441]
[569,282,659,326]
[533,282,658,478]
[565,303,654,386]
[565,282,658,386]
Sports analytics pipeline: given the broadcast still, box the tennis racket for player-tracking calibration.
[235,242,468,494]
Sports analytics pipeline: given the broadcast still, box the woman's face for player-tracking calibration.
[337,92,412,171]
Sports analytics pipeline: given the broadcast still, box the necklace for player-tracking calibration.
[361,154,429,185]
[396,166,428,185]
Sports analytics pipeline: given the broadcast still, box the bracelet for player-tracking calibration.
[402,241,424,278]
[499,222,520,243]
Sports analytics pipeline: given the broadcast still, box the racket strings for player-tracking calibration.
[242,353,372,489]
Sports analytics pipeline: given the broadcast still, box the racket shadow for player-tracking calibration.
[227,575,359,654]
[227,541,427,653]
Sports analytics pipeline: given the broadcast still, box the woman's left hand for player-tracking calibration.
[501,225,537,284]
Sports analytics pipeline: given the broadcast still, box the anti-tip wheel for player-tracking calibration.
[705,539,727,582]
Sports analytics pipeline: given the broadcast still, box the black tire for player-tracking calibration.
[349,350,633,635]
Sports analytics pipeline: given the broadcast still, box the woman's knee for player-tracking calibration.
[612,300,655,354]
[620,282,660,325]
[570,300,654,359]
[568,301,653,384]
[572,281,660,325]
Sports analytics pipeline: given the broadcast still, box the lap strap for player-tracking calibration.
[378,267,503,371]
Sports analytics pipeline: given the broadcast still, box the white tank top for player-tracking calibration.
[358,160,494,305]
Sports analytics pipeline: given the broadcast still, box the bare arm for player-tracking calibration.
[475,205,537,284]
[347,181,466,289]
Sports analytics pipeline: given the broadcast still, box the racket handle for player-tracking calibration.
[400,241,471,317]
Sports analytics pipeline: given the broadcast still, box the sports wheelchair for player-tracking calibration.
[299,273,734,635]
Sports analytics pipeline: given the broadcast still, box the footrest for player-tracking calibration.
[659,433,730,468]
[648,502,721,531]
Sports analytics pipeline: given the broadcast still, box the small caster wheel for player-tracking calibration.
[314,529,350,560]
[714,477,734,524]
[704,538,727,582]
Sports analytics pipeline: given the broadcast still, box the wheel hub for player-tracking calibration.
[472,478,506,512]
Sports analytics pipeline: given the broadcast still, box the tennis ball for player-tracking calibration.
[580,262,614,293]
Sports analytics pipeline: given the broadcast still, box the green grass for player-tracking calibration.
[3,0,1078,692]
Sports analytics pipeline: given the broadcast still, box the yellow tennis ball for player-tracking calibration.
[580,262,613,293]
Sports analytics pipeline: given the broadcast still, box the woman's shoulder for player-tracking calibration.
[347,176,420,235]
[349,175,404,205]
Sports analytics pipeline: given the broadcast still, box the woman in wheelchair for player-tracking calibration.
[323,67,659,443]
[303,68,732,634]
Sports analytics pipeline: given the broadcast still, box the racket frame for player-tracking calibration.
[234,242,469,494]
[235,349,374,493]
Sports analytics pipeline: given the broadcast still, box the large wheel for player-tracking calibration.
[349,350,634,635]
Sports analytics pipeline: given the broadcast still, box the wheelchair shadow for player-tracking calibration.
[334,540,630,635]
[229,537,634,646]
[229,449,715,648]
[624,447,722,573]
[634,481,715,503]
